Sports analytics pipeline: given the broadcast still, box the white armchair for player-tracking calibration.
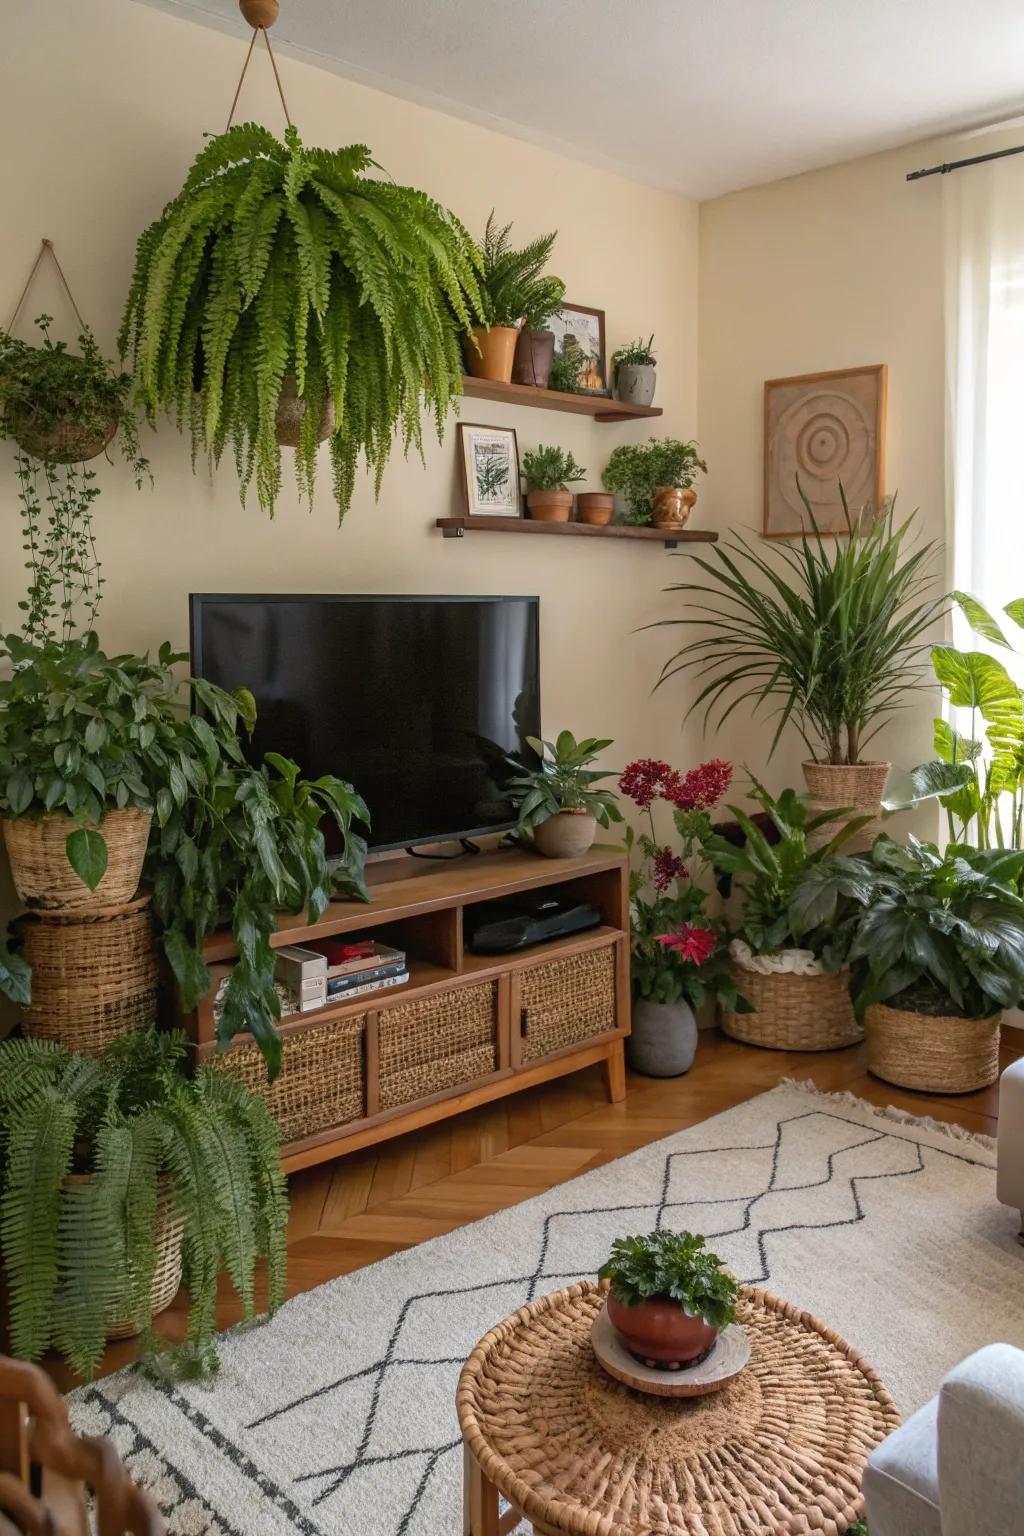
[997,1055,1024,1238]
[863,1343,1024,1536]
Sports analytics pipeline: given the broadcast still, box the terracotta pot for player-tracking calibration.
[606,1294,718,1366]
[652,485,697,530]
[527,490,573,522]
[465,326,519,384]
[802,760,890,854]
[512,328,555,388]
[615,362,657,407]
[576,492,614,526]
[275,373,335,447]
[532,809,597,859]
[11,412,118,465]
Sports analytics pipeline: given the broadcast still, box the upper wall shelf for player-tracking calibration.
[436,516,717,550]
[460,376,663,422]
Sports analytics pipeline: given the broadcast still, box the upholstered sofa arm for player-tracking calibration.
[937,1342,1024,1536]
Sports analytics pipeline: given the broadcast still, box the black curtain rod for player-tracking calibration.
[907,142,1024,181]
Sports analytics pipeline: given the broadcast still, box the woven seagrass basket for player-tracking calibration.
[18,894,158,1054]
[1,808,151,911]
[521,946,616,1062]
[866,1002,1001,1093]
[802,760,890,854]
[211,1014,366,1142]
[722,963,861,1052]
[379,982,497,1110]
[64,1173,183,1340]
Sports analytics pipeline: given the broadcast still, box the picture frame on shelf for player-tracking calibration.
[457,423,522,518]
[763,363,888,538]
[548,303,608,395]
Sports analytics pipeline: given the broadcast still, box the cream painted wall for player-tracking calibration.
[0,0,700,794]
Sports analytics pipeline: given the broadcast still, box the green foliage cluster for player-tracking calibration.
[506,731,623,831]
[475,212,564,330]
[548,346,588,394]
[0,1030,287,1379]
[611,333,656,371]
[602,437,707,525]
[121,123,483,520]
[794,835,1024,1019]
[658,486,944,764]
[599,1230,738,1326]
[521,444,586,493]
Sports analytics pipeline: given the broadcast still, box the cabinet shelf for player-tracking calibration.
[436,515,717,549]
[461,375,662,421]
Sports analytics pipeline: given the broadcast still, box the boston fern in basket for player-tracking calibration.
[599,1230,738,1327]
[121,123,483,520]
[0,1030,287,1379]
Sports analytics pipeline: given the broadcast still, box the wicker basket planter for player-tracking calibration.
[722,959,861,1052]
[17,894,158,1055]
[64,1173,183,1340]
[1,808,151,911]
[521,946,617,1062]
[379,982,497,1110]
[866,1002,1001,1093]
[10,412,119,464]
[802,760,890,854]
[212,1014,366,1142]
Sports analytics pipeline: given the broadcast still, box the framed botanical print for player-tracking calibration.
[457,424,521,518]
[547,303,607,394]
[763,364,888,537]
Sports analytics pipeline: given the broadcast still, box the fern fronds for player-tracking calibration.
[52,1170,118,1379]
[0,1089,78,1359]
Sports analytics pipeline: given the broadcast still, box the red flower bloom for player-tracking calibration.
[619,758,674,809]
[656,924,716,965]
[666,758,733,813]
[652,848,688,892]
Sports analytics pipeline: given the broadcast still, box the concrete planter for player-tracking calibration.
[615,363,656,407]
[628,998,698,1077]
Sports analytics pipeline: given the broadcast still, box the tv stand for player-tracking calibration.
[182,845,630,1173]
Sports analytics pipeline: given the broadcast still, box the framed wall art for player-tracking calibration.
[457,423,521,518]
[547,303,607,394]
[763,364,887,537]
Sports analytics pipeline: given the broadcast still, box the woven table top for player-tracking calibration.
[456,1281,900,1536]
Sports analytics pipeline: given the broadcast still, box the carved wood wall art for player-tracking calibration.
[763,364,887,537]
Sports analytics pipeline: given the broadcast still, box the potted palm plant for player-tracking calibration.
[598,1230,738,1367]
[657,487,946,840]
[467,213,562,386]
[602,438,707,528]
[521,444,586,521]
[611,334,657,407]
[506,731,622,858]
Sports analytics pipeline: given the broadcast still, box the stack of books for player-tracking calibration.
[273,937,409,1013]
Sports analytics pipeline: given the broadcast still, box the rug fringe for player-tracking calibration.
[779,1076,998,1153]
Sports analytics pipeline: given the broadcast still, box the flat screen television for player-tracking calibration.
[189,593,541,852]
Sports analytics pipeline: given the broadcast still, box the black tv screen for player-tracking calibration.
[189,594,541,852]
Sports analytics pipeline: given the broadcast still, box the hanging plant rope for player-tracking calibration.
[6,238,89,336]
[224,22,292,132]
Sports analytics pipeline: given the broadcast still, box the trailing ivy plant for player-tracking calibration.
[121,123,484,520]
[0,1029,288,1380]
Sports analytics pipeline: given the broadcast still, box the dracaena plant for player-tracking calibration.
[475,212,564,329]
[598,1230,738,1326]
[505,732,623,832]
[121,123,483,520]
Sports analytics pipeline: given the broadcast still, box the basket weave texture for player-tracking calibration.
[722,962,861,1051]
[457,1280,900,1536]
[11,414,118,464]
[802,761,890,855]
[18,894,157,1054]
[212,1014,365,1141]
[379,982,496,1110]
[866,1002,1001,1093]
[1,808,151,911]
[521,946,616,1063]
[65,1173,183,1340]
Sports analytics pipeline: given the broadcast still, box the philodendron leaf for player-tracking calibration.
[65,827,108,892]
[0,945,31,1006]
[881,759,976,811]
[932,646,1022,732]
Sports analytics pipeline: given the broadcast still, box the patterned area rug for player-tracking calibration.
[70,1081,1024,1536]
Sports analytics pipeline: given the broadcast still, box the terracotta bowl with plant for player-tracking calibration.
[599,1229,738,1367]
[505,730,622,859]
[521,444,586,523]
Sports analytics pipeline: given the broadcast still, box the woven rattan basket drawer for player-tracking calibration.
[379,981,497,1110]
[520,945,617,1063]
[212,1014,366,1142]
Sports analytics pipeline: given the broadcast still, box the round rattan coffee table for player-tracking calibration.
[457,1281,900,1536]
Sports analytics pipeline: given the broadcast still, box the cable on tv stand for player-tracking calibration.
[405,838,483,861]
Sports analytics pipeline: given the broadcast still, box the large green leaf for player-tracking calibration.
[951,590,1012,648]
[0,944,31,1006]
[881,759,976,810]
[65,827,108,892]
[932,646,1022,732]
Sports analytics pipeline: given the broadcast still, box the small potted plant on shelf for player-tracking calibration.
[599,1229,738,1367]
[656,486,947,841]
[521,444,586,522]
[611,334,657,407]
[0,1029,287,1380]
[799,834,1024,1093]
[700,778,871,1051]
[602,438,707,528]
[466,213,561,386]
[620,756,750,1076]
[548,345,588,396]
[506,731,623,859]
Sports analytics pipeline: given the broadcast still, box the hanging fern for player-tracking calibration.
[121,123,484,520]
[0,1030,287,1380]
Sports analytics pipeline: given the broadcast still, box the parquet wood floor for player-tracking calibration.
[39,1026,1023,1390]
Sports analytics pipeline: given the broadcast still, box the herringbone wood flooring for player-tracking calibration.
[39,1026,1023,1390]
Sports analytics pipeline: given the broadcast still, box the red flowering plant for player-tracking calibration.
[620,758,751,1012]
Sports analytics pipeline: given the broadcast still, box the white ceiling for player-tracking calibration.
[140,0,1024,198]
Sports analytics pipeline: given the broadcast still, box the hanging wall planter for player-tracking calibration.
[121,10,483,521]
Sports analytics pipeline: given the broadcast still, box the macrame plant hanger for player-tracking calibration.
[6,237,90,339]
[225,0,293,131]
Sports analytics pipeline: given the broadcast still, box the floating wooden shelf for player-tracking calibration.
[436,515,718,550]
[461,375,663,422]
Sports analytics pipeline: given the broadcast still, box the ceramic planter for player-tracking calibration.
[615,363,656,407]
[512,327,555,388]
[532,809,597,859]
[275,373,335,447]
[606,1294,717,1366]
[628,999,698,1077]
[465,325,519,384]
[802,760,890,853]
[652,486,697,530]
[576,492,614,526]
[527,490,573,522]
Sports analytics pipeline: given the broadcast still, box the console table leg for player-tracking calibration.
[602,1039,626,1103]
[464,1442,500,1536]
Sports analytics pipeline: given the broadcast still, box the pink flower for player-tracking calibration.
[619,759,674,810]
[652,848,689,892]
[666,759,733,813]
[656,925,716,966]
